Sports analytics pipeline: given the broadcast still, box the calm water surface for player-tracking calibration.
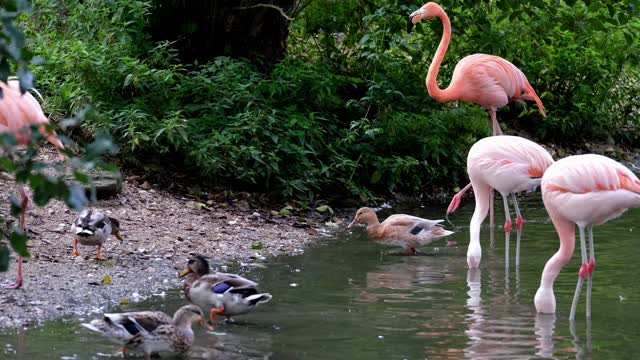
[2,197,640,359]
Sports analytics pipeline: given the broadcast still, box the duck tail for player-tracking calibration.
[247,293,272,306]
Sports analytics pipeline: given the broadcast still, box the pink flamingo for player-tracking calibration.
[0,79,64,289]
[408,2,546,226]
[448,135,553,268]
[534,154,640,320]
[407,1,546,135]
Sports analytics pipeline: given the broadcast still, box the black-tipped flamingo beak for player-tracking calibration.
[407,15,416,33]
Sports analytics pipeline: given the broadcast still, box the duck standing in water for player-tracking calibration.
[348,207,454,255]
[179,255,273,322]
[71,209,123,260]
[82,304,210,360]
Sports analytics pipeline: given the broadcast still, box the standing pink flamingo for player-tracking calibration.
[534,154,640,320]
[407,1,546,135]
[0,79,64,289]
[448,135,553,268]
[408,2,546,226]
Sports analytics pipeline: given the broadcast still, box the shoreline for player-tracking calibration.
[0,172,346,330]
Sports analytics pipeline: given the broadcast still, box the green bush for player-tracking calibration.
[21,0,640,201]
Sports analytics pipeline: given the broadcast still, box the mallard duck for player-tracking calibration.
[348,207,454,255]
[179,255,272,322]
[71,209,123,260]
[82,304,209,360]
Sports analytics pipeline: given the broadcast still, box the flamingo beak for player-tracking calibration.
[347,219,356,228]
[407,15,416,33]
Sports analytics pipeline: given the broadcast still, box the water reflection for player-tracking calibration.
[534,313,556,358]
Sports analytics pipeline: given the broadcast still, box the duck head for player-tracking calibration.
[348,207,379,228]
[179,255,210,278]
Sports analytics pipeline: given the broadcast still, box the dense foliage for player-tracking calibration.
[21,0,640,201]
[0,1,118,272]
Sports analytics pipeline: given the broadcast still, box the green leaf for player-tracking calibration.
[251,241,264,250]
[9,228,29,257]
[315,205,334,214]
[0,244,9,272]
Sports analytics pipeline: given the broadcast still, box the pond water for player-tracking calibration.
[2,196,640,359]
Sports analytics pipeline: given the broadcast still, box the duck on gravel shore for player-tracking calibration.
[71,208,123,260]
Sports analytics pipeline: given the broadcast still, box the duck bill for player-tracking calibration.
[114,229,124,241]
[178,267,191,278]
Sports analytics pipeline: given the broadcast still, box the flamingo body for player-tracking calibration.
[465,136,554,268]
[534,154,640,318]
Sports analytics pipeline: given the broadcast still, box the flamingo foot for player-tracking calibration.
[588,258,596,274]
[2,278,23,289]
[209,306,225,322]
[579,263,589,279]
[118,346,126,353]
[446,240,457,246]
[516,216,523,231]
[71,250,79,257]
[504,219,512,233]
[447,193,462,214]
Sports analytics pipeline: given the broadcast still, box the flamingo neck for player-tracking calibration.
[467,186,490,268]
[538,216,576,293]
[426,9,455,102]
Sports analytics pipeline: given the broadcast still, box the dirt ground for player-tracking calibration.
[0,147,348,330]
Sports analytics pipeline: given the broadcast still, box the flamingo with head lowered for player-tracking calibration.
[535,154,640,321]
[449,135,554,269]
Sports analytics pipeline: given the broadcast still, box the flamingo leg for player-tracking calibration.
[489,189,495,227]
[489,108,503,136]
[502,194,511,269]
[4,186,27,289]
[586,225,595,319]
[502,193,512,233]
[569,225,589,321]
[512,195,523,268]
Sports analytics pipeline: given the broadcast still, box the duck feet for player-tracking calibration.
[95,246,107,261]
[72,238,79,257]
[209,306,225,322]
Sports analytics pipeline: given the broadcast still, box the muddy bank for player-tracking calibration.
[0,151,348,330]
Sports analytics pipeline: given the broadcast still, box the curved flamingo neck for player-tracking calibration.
[539,215,575,292]
[426,8,456,102]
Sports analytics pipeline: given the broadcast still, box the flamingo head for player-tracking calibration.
[407,2,443,33]
[347,207,378,228]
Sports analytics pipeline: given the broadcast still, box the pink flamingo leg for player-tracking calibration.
[570,225,589,321]
[586,225,595,319]
[512,195,523,268]
[502,193,512,268]
[489,189,495,227]
[489,108,503,136]
[3,186,27,289]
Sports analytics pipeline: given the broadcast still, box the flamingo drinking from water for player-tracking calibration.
[0,79,64,289]
[534,154,640,320]
[447,135,553,268]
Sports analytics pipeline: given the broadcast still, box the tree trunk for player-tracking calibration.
[150,0,295,68]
